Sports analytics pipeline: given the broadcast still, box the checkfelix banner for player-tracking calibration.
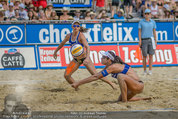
[26,22,174,44]
[0,25,25,45]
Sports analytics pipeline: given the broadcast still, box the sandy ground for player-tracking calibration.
[0,67,178,111]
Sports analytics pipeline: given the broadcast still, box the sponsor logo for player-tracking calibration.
[1,48,25,68]
[39,47,62,67]
[6,26,23,43]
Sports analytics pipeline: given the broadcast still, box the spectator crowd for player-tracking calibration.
[0,0,178,22]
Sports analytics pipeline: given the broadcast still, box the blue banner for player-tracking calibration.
[174,21,178,41]
[102,22,139,42]
[0,25,25,45]
[26,24,72,44]
[48,0,92,7]
[156,22,173,41]
[26,23,102,44]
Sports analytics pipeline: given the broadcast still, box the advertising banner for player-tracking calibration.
[26,23,102,44]
[0,25,25,45]
[26,22,174,44]
[37,44,119,69]
[118,43,178,67]
[47,0,92,7]
[0,46,37,70]
[174,21,178,41]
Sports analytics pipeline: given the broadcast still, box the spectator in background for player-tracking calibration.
[24,0,32,8]
[150,0,159,19]
[68,16,74,20]
[38,5,43,11]
[19,3,28,20]
[14,0,20,10]
[157,0,164,9]
[39,0,47,8]
[5,2,15,19]
[28,4,38,17]
[0,5,5,21]
[97,8,107,19]
[111,0,121,18]
[74,10,83,20]
[90,11,98,23]
[15,9,19,19]
[45,3,53,20]
[174,8,178,19]
[113,9,125,21]
[50,10,58,20]
[59,7,70,20]
[90,11,96,20]
[93,0,105,15]
[28,10,34,20]
[145,0,151,9]
[0,0,8,10]
[124,0,133,19]
[163,5,173,19]
[84,10,91,20]
[39,10,47,20]
[32,0,39,7]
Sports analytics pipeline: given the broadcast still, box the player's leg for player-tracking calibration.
[64,59,80,84]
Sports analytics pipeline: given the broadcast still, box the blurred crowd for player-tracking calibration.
[0,0,178,22]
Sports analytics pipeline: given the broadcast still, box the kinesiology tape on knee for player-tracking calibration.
[101,69,109,77]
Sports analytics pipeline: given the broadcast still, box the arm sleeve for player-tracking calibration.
[101,69,109,77]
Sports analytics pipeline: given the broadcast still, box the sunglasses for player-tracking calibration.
[73,25,80,27]
[145,13,150,15]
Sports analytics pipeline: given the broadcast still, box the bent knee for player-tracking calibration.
[64,73,71,79]
[136,85,144,94]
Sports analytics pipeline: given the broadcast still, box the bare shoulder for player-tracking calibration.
[108,63,122,71]
[79,32,85,38]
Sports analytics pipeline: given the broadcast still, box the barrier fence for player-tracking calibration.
[0,21,178,70]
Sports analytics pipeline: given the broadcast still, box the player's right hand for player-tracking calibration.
[53,53,57,59]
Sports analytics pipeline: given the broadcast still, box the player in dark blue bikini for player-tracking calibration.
[72,50,148,102]
[53,21,116,89]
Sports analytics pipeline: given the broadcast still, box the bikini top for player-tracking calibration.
[69,31,83,46]
[111,64,130,78]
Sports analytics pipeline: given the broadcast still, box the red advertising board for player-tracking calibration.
[38,44,178,69]
[119,44,178,66]
[38,44,119,68]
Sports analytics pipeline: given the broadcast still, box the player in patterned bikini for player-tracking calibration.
[72,50,148,102]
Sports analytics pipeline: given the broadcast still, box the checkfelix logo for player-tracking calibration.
[6,26,23,43]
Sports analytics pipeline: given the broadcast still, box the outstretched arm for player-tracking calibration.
[72,66,114,89]
[53,34,70,59]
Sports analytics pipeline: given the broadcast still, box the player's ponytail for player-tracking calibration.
[79,26,88,33]
[108,51,127,64]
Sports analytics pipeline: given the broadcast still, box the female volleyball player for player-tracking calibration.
[72,51,148,102]
[53,21,116,89]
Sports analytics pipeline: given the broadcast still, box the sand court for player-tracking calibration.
[0,67,178,111]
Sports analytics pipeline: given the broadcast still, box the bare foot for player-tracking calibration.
[71,82,79,91]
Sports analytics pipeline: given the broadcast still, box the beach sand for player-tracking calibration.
[0,67,178,111]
